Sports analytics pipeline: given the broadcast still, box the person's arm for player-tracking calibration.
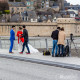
[13,31,15,40]
[16,31,19,37]
[22,30,25,37]
[51,31,54,38]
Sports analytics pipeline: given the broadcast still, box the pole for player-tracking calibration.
[45,38,48,51]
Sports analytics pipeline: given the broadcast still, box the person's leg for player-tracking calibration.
[9,40,14,52]
[55,40,58,56]
[58,45,60,56]
[18,42,23,52]
[25,42,30,53]
[61,45,64,56]
[52,40,55,56]
[22,41,26,52]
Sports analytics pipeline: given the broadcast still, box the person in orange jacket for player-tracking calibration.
[16,27,24,52]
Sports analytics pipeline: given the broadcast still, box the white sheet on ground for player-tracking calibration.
[28,44,39,53]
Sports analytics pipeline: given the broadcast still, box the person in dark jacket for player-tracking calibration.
[20,25,30,54]
[51,27,60,57]
[9,25,15,53]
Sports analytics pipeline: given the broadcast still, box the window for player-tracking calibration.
[27,2,30,6]
[27,7,30,9]
[12,8,14,12]
[31,7,34,9]
[17,8,19,10]
[12,8,14,10]
[46,5,49,7]
[31,2,33,5]
[46,2,49,4]
[21,8,23,10]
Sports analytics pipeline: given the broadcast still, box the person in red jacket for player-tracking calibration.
[16,27,24,52]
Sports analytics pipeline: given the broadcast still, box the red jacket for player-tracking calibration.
[16,31,24,44]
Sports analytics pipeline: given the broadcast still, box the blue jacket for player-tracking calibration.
[10,29,15,40]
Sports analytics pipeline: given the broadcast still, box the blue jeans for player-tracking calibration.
[9,39,14,52]
[22,41,30,53]
[58,45,64,55]
[52,40,58,56]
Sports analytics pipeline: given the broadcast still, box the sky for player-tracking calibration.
[66,0,80,5]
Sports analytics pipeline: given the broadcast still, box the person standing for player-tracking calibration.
[16,27,24,52]
[57,27,66,57]
[51,27,60,57]
[20,25,30,54]
[9,25,15,53]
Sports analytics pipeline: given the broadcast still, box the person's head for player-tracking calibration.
[60,27,64,31]
[19,27,22,30]
[12,25,15,30]
[22,25,26,29]
[57,27,60,30]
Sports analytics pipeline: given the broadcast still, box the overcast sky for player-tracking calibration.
[66,0,80,5]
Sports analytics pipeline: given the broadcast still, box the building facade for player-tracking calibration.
[50,0,64,10]
[37,0,50,9]
[25,0,37,10]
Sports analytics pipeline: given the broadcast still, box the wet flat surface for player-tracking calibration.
[0,49,80,66]
[0,58,80,80]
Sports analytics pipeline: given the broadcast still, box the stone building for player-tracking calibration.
[36,0,50,9]
[8,0,36,11]
[8,0,37,22]
[0,0,7,2]
[50,0,64,10]
[25,0,37,10]
[9,2,26,14]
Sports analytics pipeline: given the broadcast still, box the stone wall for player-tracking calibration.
[0,22,57,37]
[57,18,80,36]
[0,18,80,36]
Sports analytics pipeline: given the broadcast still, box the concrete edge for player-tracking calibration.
[0,54,80,71]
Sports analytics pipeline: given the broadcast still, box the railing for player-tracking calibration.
[0,37,80,57]
[0,37,53,50]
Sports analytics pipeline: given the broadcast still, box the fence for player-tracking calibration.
[0,36,80,57]
[0,37,53,50]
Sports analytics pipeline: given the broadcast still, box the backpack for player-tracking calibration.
[63,45,69,57]
[43,50,51,55]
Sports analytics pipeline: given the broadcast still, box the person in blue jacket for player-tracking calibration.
[9,25,15,53]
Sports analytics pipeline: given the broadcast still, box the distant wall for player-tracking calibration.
[0,23,57,36]
[0,18,80,36]
[57,18,80,36]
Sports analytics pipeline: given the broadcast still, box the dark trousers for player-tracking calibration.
[58,44,64,55]
[22,41,30,53]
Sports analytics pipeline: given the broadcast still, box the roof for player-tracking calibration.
[68,11,75,14]
[65,5,80,10]
[8,2,26,7]
[27,11,37,19]
[37,11,53,15]
[10,14,20,22]
[52,6,59,8]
